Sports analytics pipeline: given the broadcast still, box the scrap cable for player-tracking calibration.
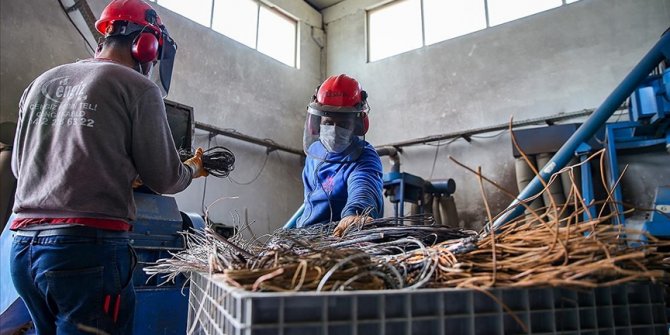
[148,129,670,292]
[180,146,235,178]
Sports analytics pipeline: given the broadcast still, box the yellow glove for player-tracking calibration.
[184,147,208,178]
[131,176,143,188]
[333,215,373,237]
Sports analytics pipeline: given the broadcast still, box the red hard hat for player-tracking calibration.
[307,74,370,136]
[315,74,367,111]
[95,0,163,37]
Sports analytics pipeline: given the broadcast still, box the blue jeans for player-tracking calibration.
[10,234,137,335]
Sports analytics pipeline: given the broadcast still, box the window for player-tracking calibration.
[487,0,562,26]
[368,0,423,62]
[258,7,297,67]
[212,0,258,48]
[156,0,298,67]
[368,0,580,61]
[157,0,213,27]
[423,0,486,46]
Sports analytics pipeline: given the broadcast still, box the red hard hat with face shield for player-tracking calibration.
[303,74,370,161]
[95,0,177,97]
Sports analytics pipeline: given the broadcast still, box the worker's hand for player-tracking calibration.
[184,147,209,178]
[333,215,373,237]
[131,176,143,188]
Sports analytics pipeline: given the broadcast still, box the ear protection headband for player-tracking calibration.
[355,90,369,136]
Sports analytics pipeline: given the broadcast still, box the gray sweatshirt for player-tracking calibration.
[12,59,192,222]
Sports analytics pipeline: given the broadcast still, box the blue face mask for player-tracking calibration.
[320,125,353,153]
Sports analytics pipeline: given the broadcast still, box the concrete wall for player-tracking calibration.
[323,0,670,229]
[1,0,323,234]
[0,1,93,124]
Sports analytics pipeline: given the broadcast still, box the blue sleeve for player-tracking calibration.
[302,157,313,200]
[342,148,384,218]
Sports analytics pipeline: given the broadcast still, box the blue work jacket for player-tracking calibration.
[297,138,384,228]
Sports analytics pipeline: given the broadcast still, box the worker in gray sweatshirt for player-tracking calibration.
[8,1,206,334]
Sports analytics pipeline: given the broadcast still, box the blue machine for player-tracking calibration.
[130,192,205,334]
[493,30,670,231]
[505,38,670,238]
[377,146,457,221]
[511,67,670,238]
[589,67,670,237]
[382,171,456,218]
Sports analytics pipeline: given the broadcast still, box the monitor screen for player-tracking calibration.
[164,100,194,152]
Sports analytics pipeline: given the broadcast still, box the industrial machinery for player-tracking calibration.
[376,147,459,226]
[493,30,670,232]
[0,100,203,334]
[509,43,669,239]
[598,67,670,237]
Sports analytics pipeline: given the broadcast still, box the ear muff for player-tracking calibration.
[131,32,159,64]
[354,114,369,136]
[362,114,369,135]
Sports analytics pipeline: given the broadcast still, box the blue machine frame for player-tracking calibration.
[580,69,670,237]
[492,31,670,231]
[130,192,206,334]
[382,172,456,219]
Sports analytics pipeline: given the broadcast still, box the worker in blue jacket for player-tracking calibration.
[297,75,384,237]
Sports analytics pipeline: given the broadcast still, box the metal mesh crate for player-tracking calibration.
[187,272,668,335]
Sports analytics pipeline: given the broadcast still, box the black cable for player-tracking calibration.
[201,135,213,214]
[180,146,236,178]
[470,130,507,139]
[202,146,236,177]
[228,153,270,185]
[427,137,459,179]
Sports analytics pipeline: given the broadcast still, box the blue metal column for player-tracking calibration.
[575,143,596,222]
[604,126,626,226]
[399,179,406,217]
[491,32,670,231]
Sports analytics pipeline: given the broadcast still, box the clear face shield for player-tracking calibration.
[303,105,364,163]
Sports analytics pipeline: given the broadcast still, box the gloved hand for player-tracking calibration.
[184,147,208,178]
[131,176,143,188]
[333,215,373,237]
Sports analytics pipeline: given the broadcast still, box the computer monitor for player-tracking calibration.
[164,100,194,153]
